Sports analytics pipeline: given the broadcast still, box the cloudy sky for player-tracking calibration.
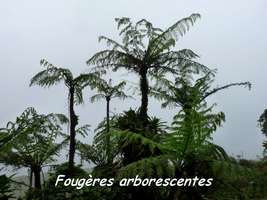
[0,0,266,159]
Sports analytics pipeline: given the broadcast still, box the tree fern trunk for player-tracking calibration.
[106,97,111,164]
[33,165,41,189]
[182,105,193,158]
[29,168,33,188]
[68,87,77,173]
[139,66,149,127]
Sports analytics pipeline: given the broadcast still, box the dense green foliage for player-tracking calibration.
[0,107,68,192]
[0,14,266,200]
[0,174,15,199]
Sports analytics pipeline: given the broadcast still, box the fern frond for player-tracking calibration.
[30,59,73,88]
[118,155,176,179]
[76,124,90,137]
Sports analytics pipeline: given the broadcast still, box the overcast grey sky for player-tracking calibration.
[0,0,266,159]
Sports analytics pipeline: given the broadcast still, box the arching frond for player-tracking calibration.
[112,90,131,100]
[0,108,68,168]
[155,50,211,75]
[87,49,140,73]
[204,142,229,161]
[98,36,129,53]
[39,138,69,165]
[46,113,69,125]
[115,17,131,31]
[90,77,131,103]
[76,142,106,166]
[112,130,169,155]
[30,59,73,88]
[74,72,100,89]
[110,81,132,100]
[202,81,251,101]
[148,13,201,56]
[161,13,200,39]
[75,124,90,138]
[90,94,106,103]
[118,155,176,179]
[0,151,29,168]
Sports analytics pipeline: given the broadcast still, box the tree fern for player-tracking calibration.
[30,59,99,172]
[0,107,68,189]
[87,14,211,127]
[89,77,131,164]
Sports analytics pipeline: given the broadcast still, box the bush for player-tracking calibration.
[41,163,101,200]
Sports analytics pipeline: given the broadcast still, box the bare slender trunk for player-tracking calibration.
[139,66,149,127]
[29,169,33,188]
[32,165,41,189]
[106,96,111,164]
[41,169,45,187]
[68,86,78,173]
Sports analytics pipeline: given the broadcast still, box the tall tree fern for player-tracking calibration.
[30,59,99,172]
[90,78,130,164]
[87,14,211,127]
